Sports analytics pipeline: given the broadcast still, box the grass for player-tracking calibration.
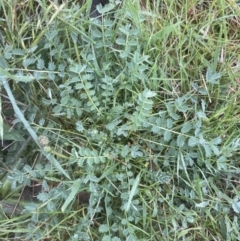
[1,0,240,240]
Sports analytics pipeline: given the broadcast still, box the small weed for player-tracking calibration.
[1,0,240,240]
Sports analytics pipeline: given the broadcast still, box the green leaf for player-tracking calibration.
[195,201,209,208]
[0,56,9,68]
[69,64,86,74]
[61,179,81,212]
[143,89,156,98]
[177,134,186,147]
[210,137,221,145]
[188,136,198,147]
[37,192,50,202]
[48,61,56,71]
[203,144,212,157]
[196,111,207,119]
[112,237,121,241]
[125,173,141,212]
[175,98,189,112]
[211,145,220,156]
[130,89,156,129]
[153,21,182,40]
[217,156,227,170]
[48,72,55,80]
[12,48,24,55]
[206,68,221,84]
[166,118,173,128]
[181,122,192,133]
[131,145,143,158]
[23,58,36,67]
[23,203,38,212]
[102,235,111,241]
[116,37,126,45]
[46,153,70,179]
[154,171,171,184]
[99,224,109,233]
[0,68,35,83]
[37,58,45,69]
[2,122,25,141]
[76,121,84,132]
[164,130,171,142]
[105,119,122,131]
[98,2,115,14]
[232,201,240,213]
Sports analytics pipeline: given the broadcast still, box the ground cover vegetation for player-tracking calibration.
[1,0,240,240]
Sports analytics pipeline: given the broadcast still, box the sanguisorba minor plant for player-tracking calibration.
[1,0,240,240]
